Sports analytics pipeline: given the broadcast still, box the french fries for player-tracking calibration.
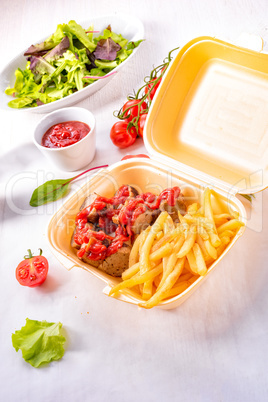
[109,188,244,308]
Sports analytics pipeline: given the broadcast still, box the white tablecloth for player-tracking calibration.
[1,1,268,401]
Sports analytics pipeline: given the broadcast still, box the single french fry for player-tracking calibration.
[221,236,231,245]
[219,230,235,239]
[150,242,173,262]
[204,239,217,260]
[193,243,207,276]
[123,227,151,280]
[139,258,186,309]
[109,263,163,296]
[143,224,169,301]
[142,280,153,300]
[140,212,169,299]
[128,233,142,268]
[203,188,221,247]
[213,214,233,226]
[217,219,244,234]
[176,225,197,258]
[162,215,174,278]
[139,226,151,253]
[132,227,151,278]
[195,234,211,262]
[139,211,169,275]
[186,249,199,275]
[122,262,140,280]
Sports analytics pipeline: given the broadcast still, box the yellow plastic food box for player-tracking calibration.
[47,36,268,309]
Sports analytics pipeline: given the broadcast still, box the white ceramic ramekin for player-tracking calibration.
[33,107,96,171]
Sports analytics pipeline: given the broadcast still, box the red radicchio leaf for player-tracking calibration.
[44,36,70,61]
[94,38,121,61]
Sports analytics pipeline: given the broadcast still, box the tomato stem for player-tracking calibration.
[24,248,43,260]
[114,46,180,131]
[24,249,33,260]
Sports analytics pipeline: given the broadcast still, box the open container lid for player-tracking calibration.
[144,36,268,195]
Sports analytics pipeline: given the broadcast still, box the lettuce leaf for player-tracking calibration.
[94,38,121,61]
[5,69,24,95]
[65,20,96,52]
[44,36,70,62]
[12,318,66,368]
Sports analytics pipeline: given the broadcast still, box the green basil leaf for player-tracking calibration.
[29,165,108,207]
[29,179,71,207]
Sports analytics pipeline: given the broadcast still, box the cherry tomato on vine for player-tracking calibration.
[121,154,150,161]
[137,113,148,138]
[110,121,137,148]
[144,78,161,101]
[121,99,147,122]
[15,249,49,287]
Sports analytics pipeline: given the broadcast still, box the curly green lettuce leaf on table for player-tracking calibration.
[12,319,66,368]
[5,20,143,108]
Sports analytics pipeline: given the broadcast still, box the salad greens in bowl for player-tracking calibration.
[1,14,144,113]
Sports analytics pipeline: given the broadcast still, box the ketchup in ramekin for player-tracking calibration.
[41,121,90,148]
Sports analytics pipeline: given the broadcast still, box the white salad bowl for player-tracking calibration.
[0,14,144,113]
[33,107,96,171]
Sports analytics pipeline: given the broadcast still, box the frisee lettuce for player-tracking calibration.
[12,318,66,368]
[5,20,143,108]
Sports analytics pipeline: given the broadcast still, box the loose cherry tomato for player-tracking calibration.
[15,249,49,287]
[137,113,148,138]
[121,99,147,122]
[121,154,150,161]
[144,77,161,101]
[110,121,137,149]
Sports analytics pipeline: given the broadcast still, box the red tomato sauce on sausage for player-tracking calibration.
[74,185,181,260]
[41,121,90,148]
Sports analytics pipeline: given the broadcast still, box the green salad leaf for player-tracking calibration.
[5,19,143,108]
[12,318,66,368]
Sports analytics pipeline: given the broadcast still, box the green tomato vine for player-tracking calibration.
[114,47,180,134]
